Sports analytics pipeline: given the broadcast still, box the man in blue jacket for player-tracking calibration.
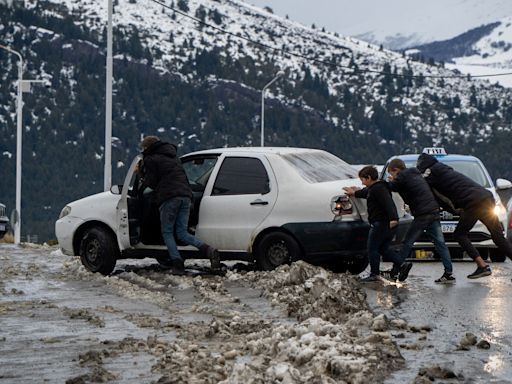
[417,153,512,279]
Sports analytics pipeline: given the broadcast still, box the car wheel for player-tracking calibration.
[79,227,118,275]
[255,232,301,271]
[489,249,506,262]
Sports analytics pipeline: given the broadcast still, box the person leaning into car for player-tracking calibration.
[138,136,220,274]
[384,158,454,284]
[343,166,412,283]
[417,152,512,279]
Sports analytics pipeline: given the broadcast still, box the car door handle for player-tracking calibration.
[250,199,269,206]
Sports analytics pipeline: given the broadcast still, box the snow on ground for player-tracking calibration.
[0,244,436,383]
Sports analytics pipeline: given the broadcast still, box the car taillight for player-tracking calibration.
[331,195,353,216]
[508,214,512,230]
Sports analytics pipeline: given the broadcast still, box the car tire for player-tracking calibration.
[255,232,301,271]
[79,227,118,275]
[489,249,506,263]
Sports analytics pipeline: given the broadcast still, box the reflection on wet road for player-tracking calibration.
[366,261,512,383]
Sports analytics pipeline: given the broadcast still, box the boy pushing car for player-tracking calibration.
[344,166,412,283]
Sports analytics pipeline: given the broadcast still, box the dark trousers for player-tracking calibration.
[367,221,401,275]
[454,197,512,260]
[391,214,453,275]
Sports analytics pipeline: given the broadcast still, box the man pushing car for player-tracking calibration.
[417,152,512,279]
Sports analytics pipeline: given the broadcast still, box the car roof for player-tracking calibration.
[388,153,482,163]
[183,147,328,157]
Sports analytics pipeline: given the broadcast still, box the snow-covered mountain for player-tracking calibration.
[1,0,511,154]
[355,0,512,50]
[408,17,512,87]
[247,0,512,50]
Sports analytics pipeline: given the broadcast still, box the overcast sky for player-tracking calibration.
[245,0,512,45]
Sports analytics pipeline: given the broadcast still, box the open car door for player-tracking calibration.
[116,155,143,249]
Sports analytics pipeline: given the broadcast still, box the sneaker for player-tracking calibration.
[467,265,492,279]
[359,274,381,283]
[380,270,397,282]
[398,262,413,282]
[435,272,456,284]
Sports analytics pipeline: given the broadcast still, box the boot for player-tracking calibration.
[170,258,186,275]
[200,244,220,270]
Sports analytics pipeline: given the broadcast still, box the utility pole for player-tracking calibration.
[104,0,113,191]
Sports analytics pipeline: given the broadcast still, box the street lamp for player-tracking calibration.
[1,44,51,245]
[0,44,23,245]
[261,70,284,147]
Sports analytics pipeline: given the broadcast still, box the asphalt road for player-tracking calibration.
[366,260,512,383]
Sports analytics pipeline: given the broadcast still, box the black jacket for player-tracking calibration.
[354,180,399,224]
[388,167,439,217]
[141,141,192,206]
[416,153,493,209]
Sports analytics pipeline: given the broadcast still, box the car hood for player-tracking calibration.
[66,191,121,221]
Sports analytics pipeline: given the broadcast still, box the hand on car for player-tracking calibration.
[343,186,360,196]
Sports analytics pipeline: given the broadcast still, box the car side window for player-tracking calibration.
[212,157,270,196]
[182,156,219,192]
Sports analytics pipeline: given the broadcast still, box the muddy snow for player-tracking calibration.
[0,243,488,383]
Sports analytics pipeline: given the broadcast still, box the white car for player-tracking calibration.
[382,148,512,262]
[56,147,410,275]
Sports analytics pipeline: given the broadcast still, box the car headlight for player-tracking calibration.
[331,195,353,215]
[59,206,71,219]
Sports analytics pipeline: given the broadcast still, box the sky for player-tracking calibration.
[245,0,512,48]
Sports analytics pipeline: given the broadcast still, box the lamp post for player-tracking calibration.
[104,0,113,191]
[0,44,23,245]
[261,70,284,147]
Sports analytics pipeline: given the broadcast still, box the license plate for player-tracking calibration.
[0,224,5,231]
[441,223,457,233]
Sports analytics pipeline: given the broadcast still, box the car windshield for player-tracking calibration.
[399,159,490,188]
[282,151,357,183]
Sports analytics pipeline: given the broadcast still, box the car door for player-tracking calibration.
[117,155,142,249]
[195,154,278,251]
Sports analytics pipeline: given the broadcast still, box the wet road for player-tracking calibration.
[366,260,512,383]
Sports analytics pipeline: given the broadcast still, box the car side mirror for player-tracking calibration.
[110,185,122,195]
[496,179,512,190]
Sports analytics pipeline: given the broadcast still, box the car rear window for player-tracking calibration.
[282,151,357,183]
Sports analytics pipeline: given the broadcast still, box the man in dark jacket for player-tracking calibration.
[383,158,454,283]
[139,136,220,274]
[344,166,412,283]
[417,153,512,279]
